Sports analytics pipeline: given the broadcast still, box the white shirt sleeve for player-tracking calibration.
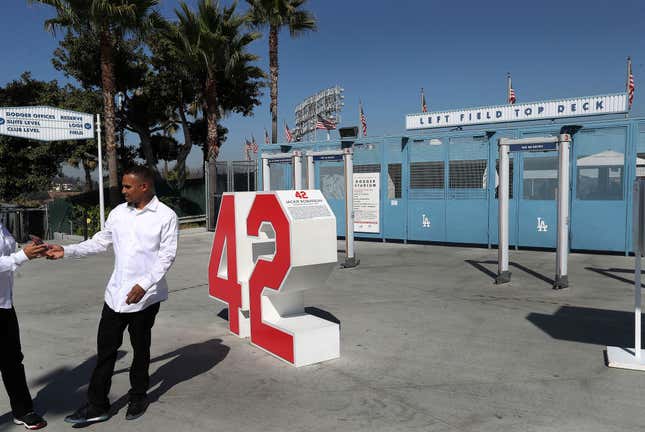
[64,212,114,258]
[0,250,29,273]
[136,213,178,291]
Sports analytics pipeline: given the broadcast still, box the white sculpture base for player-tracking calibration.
[253,315,340,367]
[606,346,645,371]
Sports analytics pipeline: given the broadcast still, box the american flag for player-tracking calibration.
[508,74,516,104]
[251,135,258,154]
[285,123,293,143]
[628,57,635,109]
[315,114,336,130]
[264,128,270,144]
[421,88,427,113]
[359,102,367,136]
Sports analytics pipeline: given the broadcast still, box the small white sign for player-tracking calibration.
[406,93,627,130]
[353,172,380,233]
[0,106,94,141]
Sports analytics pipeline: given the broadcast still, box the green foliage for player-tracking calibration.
[162,0,265,159]
[71,203,106,237]
[53,30,147,92]
[245,0,317,36]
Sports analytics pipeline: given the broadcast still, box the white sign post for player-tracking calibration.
[0,106,103,228]
[607,179,645,370]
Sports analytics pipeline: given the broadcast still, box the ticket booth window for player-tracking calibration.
[576,151,624,200]
[523,156,557,200]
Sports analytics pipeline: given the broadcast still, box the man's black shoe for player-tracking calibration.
[125,399,149,421]
[13,412,47,430]
[64,404,110,424]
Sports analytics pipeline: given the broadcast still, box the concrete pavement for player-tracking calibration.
[1,230,644,432]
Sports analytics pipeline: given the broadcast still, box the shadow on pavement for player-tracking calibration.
[0,351,127,428]
[1,340,228,428]
[527,305,641,347]
[108,339,229,415]
[585,267,643,288]
[465,259,555,285]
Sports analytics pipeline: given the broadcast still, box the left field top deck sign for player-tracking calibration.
[0,106,94,141]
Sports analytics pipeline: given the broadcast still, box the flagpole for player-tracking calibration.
[627,57,631,95]
[627,56,632,117]
[507,73,511,104]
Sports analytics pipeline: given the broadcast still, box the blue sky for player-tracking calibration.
[2,0,644,174]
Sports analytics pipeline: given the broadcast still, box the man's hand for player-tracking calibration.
[126,284,146,304]
[45,244,64,260]
[23,242,48,259]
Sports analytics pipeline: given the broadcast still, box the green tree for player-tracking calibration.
[0,73,70,202]
[245,0,316,143]
[60,85,102,192]
[31,0,162,206]
[162,0,264,162]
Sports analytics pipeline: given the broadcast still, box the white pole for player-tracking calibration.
[555,134,571,289]
[636,244,642,361]
[96,114,105,230]
[204,161,210,229]
[292,151,302,190]
[262,156,270,191]
[635,179,644,360]
[496,139,510,283]
[342,148,359,267]
[307,154,315,189]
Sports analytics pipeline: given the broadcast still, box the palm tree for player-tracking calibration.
[30,0,161,205]
[163,0,263,161]
[246,0,316,143]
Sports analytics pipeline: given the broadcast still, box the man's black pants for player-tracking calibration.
[88,302,160,411]
[0,308,33,418]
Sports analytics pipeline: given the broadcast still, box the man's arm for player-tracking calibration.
[126,214,178,304]
[0,243,47,272]
[48,213,114,259]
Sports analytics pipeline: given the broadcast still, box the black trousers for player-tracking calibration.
[0,308,33,418]
[88,302,160,411]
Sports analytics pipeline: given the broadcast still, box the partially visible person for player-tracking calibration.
[46,165,178,424]
[0,223,48,430]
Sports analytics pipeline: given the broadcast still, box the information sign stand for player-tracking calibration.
[607,179,645,370]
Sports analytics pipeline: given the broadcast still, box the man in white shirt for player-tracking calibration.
[0,224,48,430]
[47,165,178,424]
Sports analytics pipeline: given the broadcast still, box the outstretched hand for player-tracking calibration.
[126,284,145,304]
[45,244,64,260]
[23,242,48,259]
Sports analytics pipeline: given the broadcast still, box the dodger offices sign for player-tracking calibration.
[0,106,94,141]
[405,93,628,130]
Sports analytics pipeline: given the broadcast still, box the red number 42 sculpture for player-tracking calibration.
[208,190,340,367]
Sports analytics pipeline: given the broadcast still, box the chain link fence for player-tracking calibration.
[206,160,257,231]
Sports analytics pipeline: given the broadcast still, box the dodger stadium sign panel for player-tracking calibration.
[0,106,94,141]
[406,93,628,130]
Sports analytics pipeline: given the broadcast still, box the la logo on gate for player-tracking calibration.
[537,217,548,232]
[422,214,431,228]
[208,190,340,367]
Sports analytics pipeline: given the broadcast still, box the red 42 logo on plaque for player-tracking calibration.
[208,191,340,367]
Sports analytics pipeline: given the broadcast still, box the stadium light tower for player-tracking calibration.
[295,86,344,141]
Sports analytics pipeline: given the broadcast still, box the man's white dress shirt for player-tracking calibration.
[0,223,29,309]
[64,196,178,313]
